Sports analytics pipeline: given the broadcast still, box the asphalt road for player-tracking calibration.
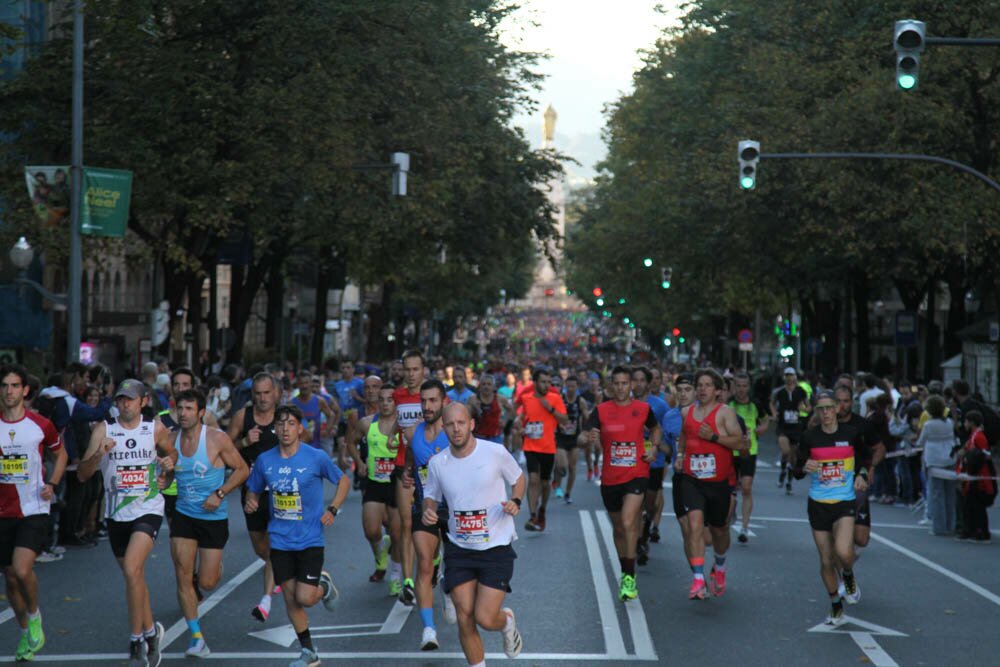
[8,433,999,665]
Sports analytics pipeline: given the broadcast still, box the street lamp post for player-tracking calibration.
[66,0,84,362]
[9,237,68,306]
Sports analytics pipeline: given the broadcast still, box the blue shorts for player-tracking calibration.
[442,540,516,594]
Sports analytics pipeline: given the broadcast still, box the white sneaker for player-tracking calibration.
[185,636,211,658]
[420,626,439,651]
[917,518,931,526]
[501,607,522,658]
[442,591,457,625]
[319,570,338,612]
[843,577,861,605]
[824,609,846,627]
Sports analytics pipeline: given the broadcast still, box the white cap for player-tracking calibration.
[783,367,797,376]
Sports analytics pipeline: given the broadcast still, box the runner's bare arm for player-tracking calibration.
[713,406,747,450]
[77,421,111,482]
[214,429,250,490]
[345,416,371,477]
[226,407,245,445]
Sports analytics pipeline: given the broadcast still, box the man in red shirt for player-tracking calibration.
[516,368,566,531]
[585,366,661,601]
[392,349,427,603]
[1,364,67,661]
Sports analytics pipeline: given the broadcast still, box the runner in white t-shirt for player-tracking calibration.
[423,403,526,666]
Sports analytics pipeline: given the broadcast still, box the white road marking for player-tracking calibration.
[579,510,627,659]
[807,615,906,637]
[250,600,412,646]
[377,599,412,634]
[848,631,900,667]
[161,558,265,650]
[594,512,657,661]
[0,608,13,626]
[870,532,1000,607]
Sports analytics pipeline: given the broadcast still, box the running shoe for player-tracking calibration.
[501,608,523,658]
[369,568,386,582]
[420,626,439,651]
[709,567,726,597]
[319,570,338,612]
[619,574,638,601]
[442,590,457,624]
[146,621,164,667]
[843,576,860,605]
[537,509,546,531]
[551,479,559,491]
[251,595,271,623]
[650,526,661,543]
[35,550,62,563]
[738,528,749,544]
[555,486,564,498]
[688,578,707,600]
[128,638,148,667]
[185,636,210,658]
[824,606,846,627]
[400,578,416,605]
[524,516,541,531]
[26,613,44,657]
[288,647,321,667]
[388,578,402,597]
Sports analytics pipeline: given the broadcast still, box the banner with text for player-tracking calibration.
[25,166,133,237]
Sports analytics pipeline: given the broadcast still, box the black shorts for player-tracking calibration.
[734,454,757,478]
[678,476,731,528]
[170,511,229,550]
[241,486,270,533]
[413,503,448,538]
[601,477,648,513]
[776,425,803,444]
[648,466,665,490]
[163,493,177,527]
[524,451,555,481]
[808,499,855,532]
[362,480,396,508]
[0,515,49,566]
[854,490,871,528]
[556,435,578,451]
[271,546,325,586]
[108,514,163,559]
[442,540,515,594]
[672,471,687,518]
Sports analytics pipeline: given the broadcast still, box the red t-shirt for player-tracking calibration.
[586,400,658,485]
[519,390,566,454]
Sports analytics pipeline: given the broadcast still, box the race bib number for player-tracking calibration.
[273,491,303,520]
[0,455,28,485]
[115,465,150,496]
[689,453,717,479]
[819,461,846,488]
[524,421,544,440]
[417,465,429,486]
[610,441,637,467]
[783,410,798,424]
[454,509,489,544]
[397,404,422,427]
[373,457,395,482]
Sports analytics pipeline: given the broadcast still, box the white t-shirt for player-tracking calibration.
[424,439,523,551]
[859,387,885,418]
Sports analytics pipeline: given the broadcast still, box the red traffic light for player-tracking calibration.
[672,327,681,336]
[544,288,555,297]
[592,287,603,297]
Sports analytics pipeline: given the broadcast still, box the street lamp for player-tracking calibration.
[7,237,67,307]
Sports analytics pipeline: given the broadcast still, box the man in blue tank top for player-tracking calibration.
[168,389,248,657]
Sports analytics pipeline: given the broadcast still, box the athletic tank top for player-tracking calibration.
[101,416,164,521]
[366,417,400,484]
[473,394,502,438]
[175,426,227,521]
[238,407,278,467]
[597,400,652,485]
[729,399,760,456]
[411,422,448,504]
[158,411,178,496]
[682,404,734,484]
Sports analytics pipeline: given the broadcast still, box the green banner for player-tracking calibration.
[25,165,133,238]
[80,167,132,238]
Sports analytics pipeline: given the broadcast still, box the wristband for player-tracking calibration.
[859,469,869,480]
[327,505,339,516]
[710,433,719,443]
[511,497,522,507]
[215,488,225,500]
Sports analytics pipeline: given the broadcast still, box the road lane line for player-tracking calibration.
[594,512,657,661]
[869,532,1000,607]
[377,599,412,634]
[579,510,627,659]
[0,608,13,626]
[848,631,899,667]
[160,557,265,650]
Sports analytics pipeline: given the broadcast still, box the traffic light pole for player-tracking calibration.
[759,152,1000,196]
[925,37,1000,47]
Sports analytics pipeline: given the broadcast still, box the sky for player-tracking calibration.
[500,1,684,184]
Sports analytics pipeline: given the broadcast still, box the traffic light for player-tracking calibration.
[618,297,626,305]
[894,20,925,90]
[738,140,760,190]
[592,287,603,297]
[596,297,605,307]
[661,267,672,289]
[672,327,681,337]
[642,257,653,268]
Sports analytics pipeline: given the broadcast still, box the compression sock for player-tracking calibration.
[714,553,727,572]
[620,557,636,576]
[296,628,313,652]
[187,619,202,639]
[690,557,705,580]
[420,607,436,630]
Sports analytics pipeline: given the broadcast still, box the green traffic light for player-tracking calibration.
[618,298,626,305]
[740,176,756,189]
[642,258,653,268]
[661,281,670,289]
[678,336,685,343]
[898,74,916,89]
[596,297,605,307]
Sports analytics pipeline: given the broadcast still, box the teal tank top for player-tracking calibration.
[175,426,227,521]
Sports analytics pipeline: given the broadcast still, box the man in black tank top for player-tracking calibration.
[226,372,280,623]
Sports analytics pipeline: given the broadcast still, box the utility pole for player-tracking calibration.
[67,0,84,362]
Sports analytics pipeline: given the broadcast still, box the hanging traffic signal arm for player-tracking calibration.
[893,19,1000,90]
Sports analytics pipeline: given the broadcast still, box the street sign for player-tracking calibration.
[738,342,753,352]
[737,328,753,343]
[806,337,823,355]
[895,311,918,348]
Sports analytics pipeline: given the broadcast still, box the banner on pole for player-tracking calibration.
[25,165,132,238]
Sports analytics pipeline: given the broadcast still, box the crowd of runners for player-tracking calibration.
[0,338,995,666]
